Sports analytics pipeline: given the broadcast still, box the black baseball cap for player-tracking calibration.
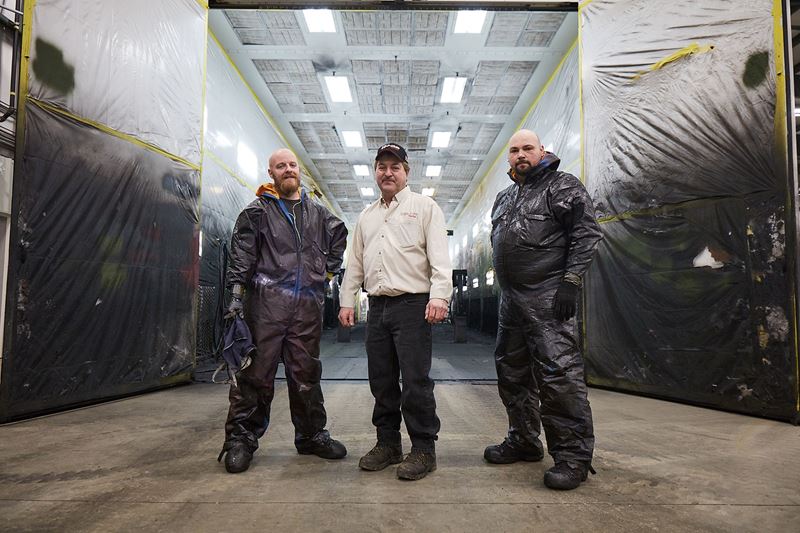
[375,143,408,163]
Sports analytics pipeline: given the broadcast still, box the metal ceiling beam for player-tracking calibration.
[210,1,578,11]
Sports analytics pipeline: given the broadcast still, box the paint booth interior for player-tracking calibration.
[0,0,797,425]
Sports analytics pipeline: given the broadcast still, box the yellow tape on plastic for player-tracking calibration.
[16,0,36,155]
[771,0,799,413]
[632,43,714,80]
[30,97,201,171]
[205,150,257,193]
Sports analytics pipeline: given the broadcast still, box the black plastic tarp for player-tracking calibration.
[581,0,798,421]
[0,102,199,421]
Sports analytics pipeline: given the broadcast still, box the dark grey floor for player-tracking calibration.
[315,322,497,381]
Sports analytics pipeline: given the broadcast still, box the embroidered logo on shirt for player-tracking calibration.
[400,211,418,219]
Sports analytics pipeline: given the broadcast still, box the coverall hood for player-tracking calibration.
[508,152,561,183]
[256,182,308,199]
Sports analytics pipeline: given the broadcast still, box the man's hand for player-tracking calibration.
[553,280,579,321]
[226,283,245,319]
[338,306,355,327]
[226,296,244,319]
[425,298,448,324]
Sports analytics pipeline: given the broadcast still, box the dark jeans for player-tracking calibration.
[366,293,440,452]
[495,287,594,464]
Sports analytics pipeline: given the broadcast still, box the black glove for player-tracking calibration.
[553,280,579,321]
[226,284,244,319]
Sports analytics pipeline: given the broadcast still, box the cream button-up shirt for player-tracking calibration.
[339,186,453,307]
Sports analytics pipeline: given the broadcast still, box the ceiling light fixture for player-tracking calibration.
[431,131,451,148]
[454,10,487,34]
[342,130,363,147]
[303,9,336,33]
[440,77,467,103]
[353,164,370,176]
[422,187,435,197]
[360,187,375,197]
[324,76,352,103]
[426,165,442,177]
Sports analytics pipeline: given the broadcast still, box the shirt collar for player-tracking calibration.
[380,184,410,207]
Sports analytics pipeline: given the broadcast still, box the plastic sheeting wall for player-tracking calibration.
[581,0,799,421]
[450,44,580,328]
[195,35,288,373]
[0,0,206,421]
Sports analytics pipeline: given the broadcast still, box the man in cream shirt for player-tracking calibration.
[339,143,452,481]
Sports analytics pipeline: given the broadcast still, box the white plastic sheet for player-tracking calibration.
[29,0,206,165]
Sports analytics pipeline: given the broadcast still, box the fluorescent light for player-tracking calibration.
[431,131,451,148]
[303,9,336,33]
[324,76,352,103]
[422,187,435,197]
[440,77,467,103]
[426,165,442,177]
[353,164,370,176]
[342,130,363,147]
[360,187,375,197]
[454,10,486,34]
[486,269,494,286]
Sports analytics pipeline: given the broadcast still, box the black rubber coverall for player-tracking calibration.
[490,153,603,465]
[224,185,347,452]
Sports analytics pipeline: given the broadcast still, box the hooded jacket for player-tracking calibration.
[491,152,602,290]
[227,184,348,307]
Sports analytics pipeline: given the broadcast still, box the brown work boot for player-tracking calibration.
[359,442,403,471]
[396,448,436,481]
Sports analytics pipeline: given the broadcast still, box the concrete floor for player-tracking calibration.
[1,382,798,532]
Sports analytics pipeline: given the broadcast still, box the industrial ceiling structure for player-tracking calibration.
[209,6,578,224]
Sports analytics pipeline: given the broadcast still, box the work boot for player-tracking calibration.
[296,432,347,460]
[484,439,544,464]
[396,448,436,481]
[543,461,595,490]
[218,442,253,474]
[358,443,404,471]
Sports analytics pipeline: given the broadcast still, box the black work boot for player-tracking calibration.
[396,448,437,481]
[296,432,347,460]
[543,461,595,490]
[358,442,404,471]
[218,442,253,474]
[484,439,544,464]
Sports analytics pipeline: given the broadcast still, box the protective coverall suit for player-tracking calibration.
[490,152,603,466]
[223,183,347,454]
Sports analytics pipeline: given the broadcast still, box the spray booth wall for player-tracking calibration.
[581,0,798,422]
[0,0,207,421]
[454,0,798,422]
